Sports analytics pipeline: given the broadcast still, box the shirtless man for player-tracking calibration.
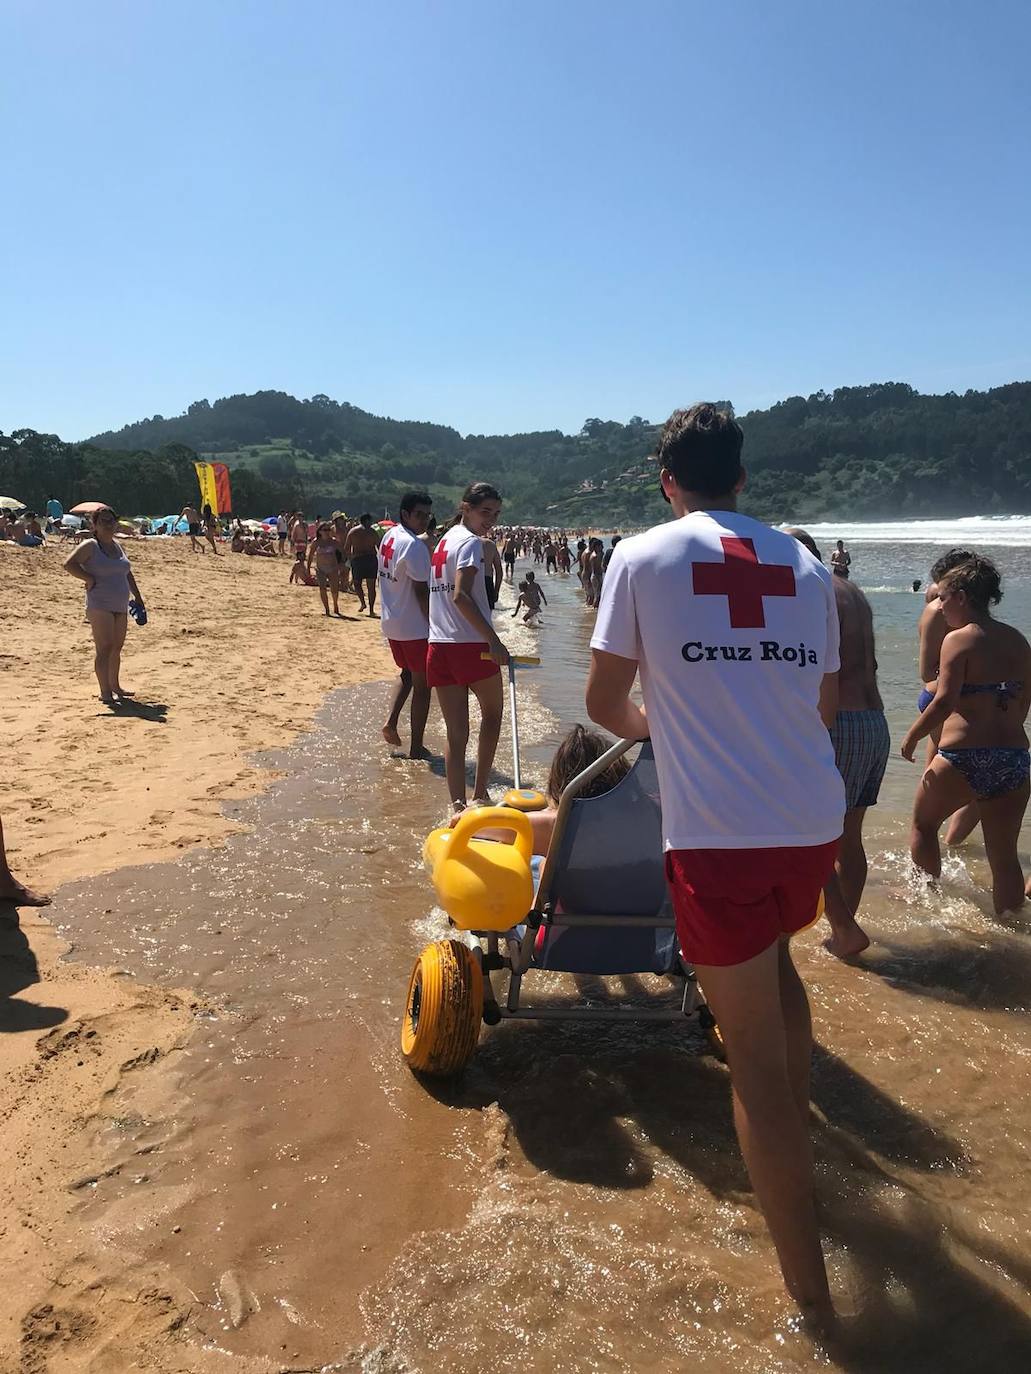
[919,549,979,845]
[180,505,205,553]
[830,540,851,579]
[789,530,889,958]
[345,513,380,615]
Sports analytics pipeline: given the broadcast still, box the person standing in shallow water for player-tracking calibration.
[587,404,844,1321]
[787,529,889,959]
[830,539,851,579]
[380,492,434,758]
[427,482,509,812]
[63,508,146,706]
[902,555,1031,914]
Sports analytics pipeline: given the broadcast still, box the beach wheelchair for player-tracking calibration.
[401,734,716,1077]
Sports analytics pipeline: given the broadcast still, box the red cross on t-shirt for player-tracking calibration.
[692,537,796,629]
[379,535,395,572]
[431,540,449,578]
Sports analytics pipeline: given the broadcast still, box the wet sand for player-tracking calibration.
[17,565,1031,1372]
[0,538,392,1369]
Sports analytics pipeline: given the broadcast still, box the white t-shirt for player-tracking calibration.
[428,523,493,644]
[378,522,431,641]
[591,510,845,851]
[276,515,288,536]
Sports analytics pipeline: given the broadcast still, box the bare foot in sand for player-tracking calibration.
[0,878,51,907]
[112,686,135,699]
[409,745,432,760]
[382,724,402,746]
[823,919,870,960]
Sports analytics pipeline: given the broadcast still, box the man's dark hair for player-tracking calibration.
[930,548,974,583]
[657,403,743,499]
[399,491,432,517]
[359,512,372,525]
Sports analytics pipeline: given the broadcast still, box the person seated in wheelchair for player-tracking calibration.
[462,723,629,864]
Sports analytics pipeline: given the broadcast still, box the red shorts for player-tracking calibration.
[665,839,839,968]
[426,641,500,689]
[388,637,428,674]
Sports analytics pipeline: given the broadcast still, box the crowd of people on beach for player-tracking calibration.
[5,400,1031,1328]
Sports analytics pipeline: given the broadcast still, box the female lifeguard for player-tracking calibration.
[427,482,509,812]
[902,554,1031,913]
[63,507,146,705]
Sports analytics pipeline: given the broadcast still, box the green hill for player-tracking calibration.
[4,380,1031,524]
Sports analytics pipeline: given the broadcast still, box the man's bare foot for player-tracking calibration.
[367,609,378,618]
[112,687,135,699]
[0,878,51,907]
[100,693,116,706]
[382,724,402,746]
[823,919,871,960]
[409,745,432,760]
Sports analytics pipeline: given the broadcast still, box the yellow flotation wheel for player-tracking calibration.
[401,939,484,1077]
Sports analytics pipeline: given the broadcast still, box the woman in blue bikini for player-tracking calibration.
[902,555,1031,914]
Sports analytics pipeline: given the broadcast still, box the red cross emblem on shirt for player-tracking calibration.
[692,537,796,629]
[431,541,449,578]
[379,535,395,572]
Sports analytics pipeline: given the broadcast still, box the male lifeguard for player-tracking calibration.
[586,403,845,1319]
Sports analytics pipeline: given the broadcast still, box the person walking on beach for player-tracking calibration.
[502,536,517,583]
[916,548,979,845]
[276,511,289,555]
[63,508,146,705]
[345,514,381,616]
[428,481,509,812]
[587,404,844,1321]
[788,529,889,959]
[308,522,343,616]
[380,492,434,757]
[830,540,851,579]
[332,515,353,594]
[201,504,222,555]
[482,536,503,611]
[902,555,1031,914]
[180,505,205,553]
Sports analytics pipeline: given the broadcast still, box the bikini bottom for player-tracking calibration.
[938,747,1030,800]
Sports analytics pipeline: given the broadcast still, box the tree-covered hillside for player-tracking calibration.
[4,380,1031,524]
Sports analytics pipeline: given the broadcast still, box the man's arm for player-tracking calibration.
[586,649,648,741]
[413,579,429,618]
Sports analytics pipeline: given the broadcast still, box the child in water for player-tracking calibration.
[512,573,547,624]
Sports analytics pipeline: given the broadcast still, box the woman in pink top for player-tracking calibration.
[64,508,146,706]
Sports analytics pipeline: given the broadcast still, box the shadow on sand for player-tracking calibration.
[0,917,68,1033]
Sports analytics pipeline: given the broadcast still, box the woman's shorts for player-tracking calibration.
[188,522,201,536]
[426,642,500,689]
[665,839,839,967]
[830,709,891,810]
[389,638,428,674]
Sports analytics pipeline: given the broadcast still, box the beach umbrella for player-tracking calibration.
[379,518,397,528]
[69,500,112,515]
[0,496,24,510]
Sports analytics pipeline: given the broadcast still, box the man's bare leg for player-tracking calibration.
[409,673,431,758]
[383,670,412,745]
[695,942,832,1317]
[0,814,50,906]
[365,578,377,617]
[823,809,870,958]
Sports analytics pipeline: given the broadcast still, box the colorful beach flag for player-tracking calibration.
[194,461,233,515]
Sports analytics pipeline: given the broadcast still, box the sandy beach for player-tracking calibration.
[0,538,392,1368]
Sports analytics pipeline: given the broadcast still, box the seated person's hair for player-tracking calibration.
[546,724,629,804]
[930,547,975,584]
[938,554,1002,611]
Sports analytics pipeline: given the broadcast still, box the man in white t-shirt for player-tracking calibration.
[586,404,844,1321]
[379,492,433,758]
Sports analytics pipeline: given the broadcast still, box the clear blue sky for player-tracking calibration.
[2,0,1029,441]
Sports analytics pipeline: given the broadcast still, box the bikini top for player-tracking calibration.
[960,680,1023,711]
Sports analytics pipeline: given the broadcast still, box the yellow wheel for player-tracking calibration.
[401,940,483,1077]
